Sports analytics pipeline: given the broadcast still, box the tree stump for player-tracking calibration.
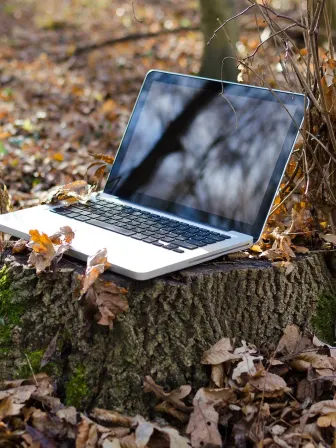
[0,250,335,415]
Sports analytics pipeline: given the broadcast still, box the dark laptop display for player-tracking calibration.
[105,71,305,240]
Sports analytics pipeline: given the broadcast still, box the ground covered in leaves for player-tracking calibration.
[1,325,336,447]
[0,0,202,209]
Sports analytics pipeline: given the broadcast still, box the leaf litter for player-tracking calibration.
[0,325,335,447]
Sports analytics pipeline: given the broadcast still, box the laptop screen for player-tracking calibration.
[105,71,305,240]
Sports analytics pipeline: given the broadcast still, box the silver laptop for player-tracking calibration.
[0,71,305,280]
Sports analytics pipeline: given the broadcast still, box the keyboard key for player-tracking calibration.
[178,241,198,250]
[165,243,179,250]
[203,238,217,245]
[86,219,135,236]
[173,248,184,253]
[144,237,158,243]
[66,213,79,219]
[132,233,147,240]
[74,215,90,222]
[160,236,174,243]
[152,241,164,247]
[188,239,207,247]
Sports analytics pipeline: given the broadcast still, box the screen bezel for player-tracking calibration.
[104,70,306,241]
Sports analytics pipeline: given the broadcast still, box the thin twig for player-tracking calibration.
[207,4,255,44]
[242,24,297,61]
[24,353,38,386]
[132,1,144,24]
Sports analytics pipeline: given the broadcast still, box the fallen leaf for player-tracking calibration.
[291,353,334,371]
[80,248,109,296]
[201,338,241,365]
[277,324,301,355]
[89,152,115,164]
[0,397,23,420]
[76,419,90,448]
[250,244,262,253]
[155,401,189,423]
[94,280,129,329]
[232,354,263,381]
[91,408,133,427]
[12,238,28,254]
[322,234,336,244]
[42,180,94,205]
[317,412,336,427]
[143,376,192,413]
[293,245,309,253]
[41,330,59,368]
[49,226,75,245]
[249,371,287,393]
[27,228,72,274]
[211,364,224,387]
[56,406,77,425]
[186,389,222,448]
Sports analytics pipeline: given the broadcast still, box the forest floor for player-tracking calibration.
[0,0,301,209]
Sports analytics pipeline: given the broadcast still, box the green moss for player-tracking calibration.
[17,349,62,378]
[312,295,336,345]
[18,350,44,378]
[0,266,24,347]
[65,366,89,409]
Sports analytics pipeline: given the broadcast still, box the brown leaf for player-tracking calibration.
[89,152,115,164]
[42,180,94,205]
[155,401,189,423]
[0,397,23,420]
[195,387,237,405]
[201,338,240,365]
[0,183,12,215]
[81,248,109,296]
[12,238,28,254]
[143,376,192,413]
[27,228,71,274]
[276,324,301,355]
[186,390,222,448]
[91,408,133,427]
[50,226,75,245]
[134,420,190,448]
[0,385,36,403]
[317,412,336,427]
[94,280,129,329]
[291,353,334,371]
[76,419,90,448]
[211,364,224,387]
[249,371,287,393]
[56,406,77,425]
[322,234,336,244]
[41,330,59,368]
[296,378,315,404]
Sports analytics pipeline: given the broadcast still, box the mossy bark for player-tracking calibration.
[0,251,335,415]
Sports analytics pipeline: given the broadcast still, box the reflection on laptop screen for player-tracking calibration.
[106,77,301,232]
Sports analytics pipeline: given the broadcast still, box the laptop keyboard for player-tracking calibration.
[50,197,231,254]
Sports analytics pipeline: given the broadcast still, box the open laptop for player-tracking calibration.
[0,71,305,280]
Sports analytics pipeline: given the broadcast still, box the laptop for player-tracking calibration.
[0,71,305,280]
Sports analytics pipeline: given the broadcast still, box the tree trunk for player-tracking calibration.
[0,251,335,415]
[198,0,238,81]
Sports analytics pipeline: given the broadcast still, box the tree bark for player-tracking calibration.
[199,0,237,81]
[0,250,335,415]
